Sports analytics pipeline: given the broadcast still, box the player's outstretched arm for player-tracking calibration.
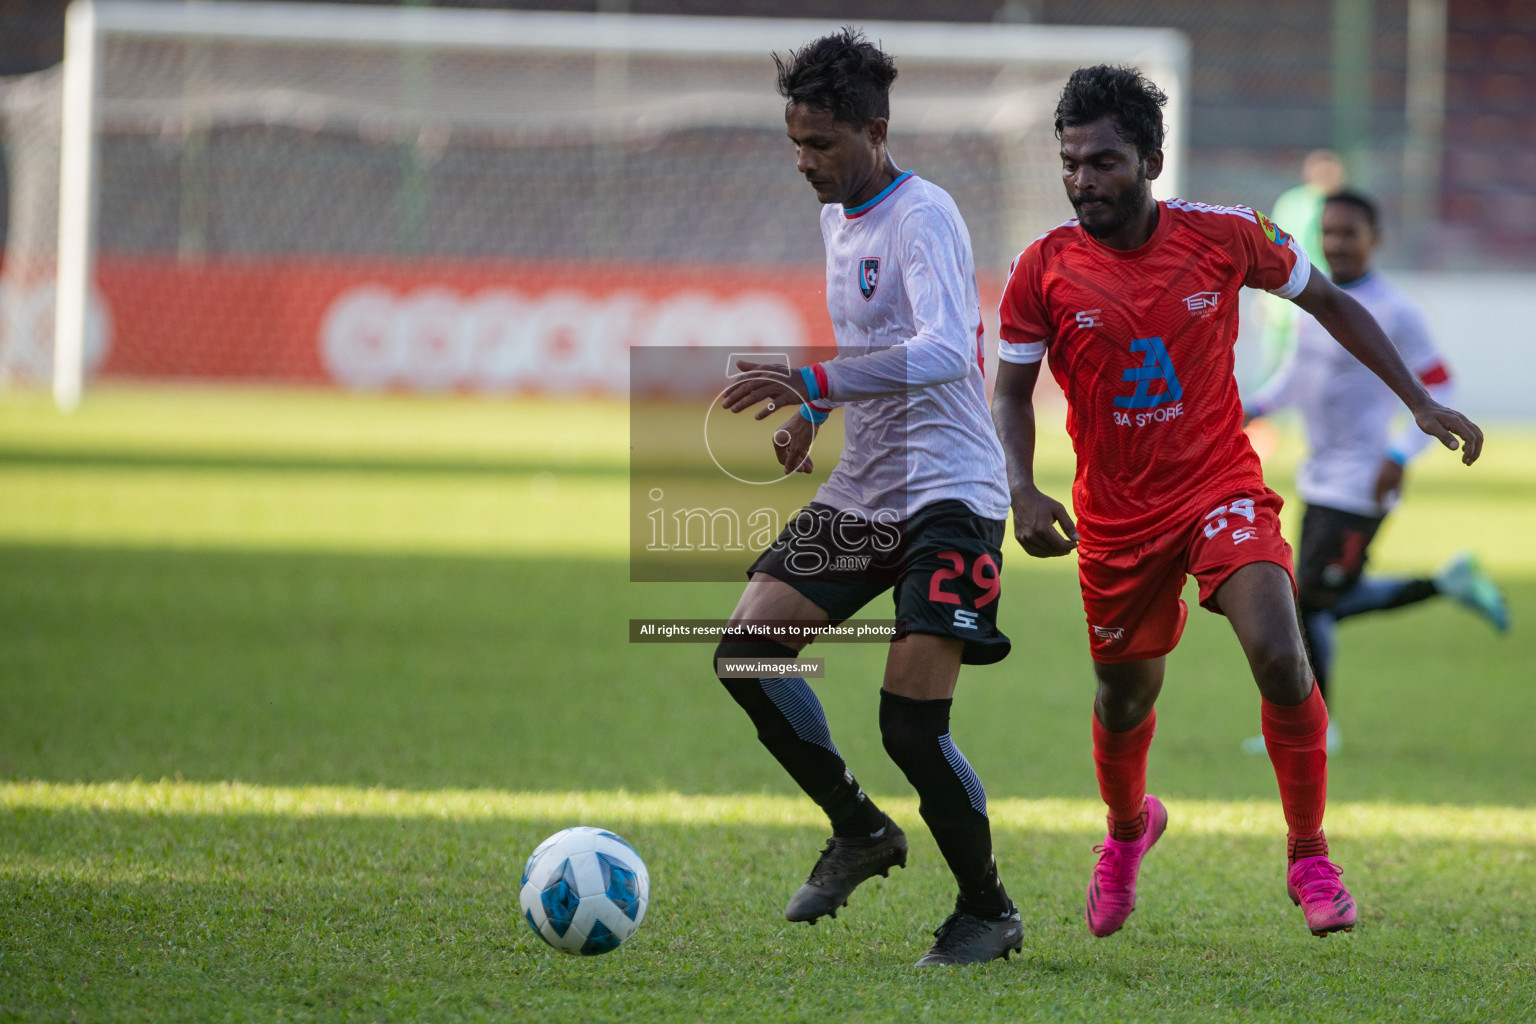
[1290,267,1484,465]
[991,359,1079,557]
[721,359,811,419]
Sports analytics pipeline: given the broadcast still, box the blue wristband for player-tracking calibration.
[798,365,821,402]
[800,404,829,424]
[1386,448,1409,467]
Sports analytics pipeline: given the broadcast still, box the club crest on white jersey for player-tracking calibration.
[859,257,881,300]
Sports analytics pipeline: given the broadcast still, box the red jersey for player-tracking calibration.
[998,199,1311,548]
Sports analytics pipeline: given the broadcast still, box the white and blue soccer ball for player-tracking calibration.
[519,826,649,955]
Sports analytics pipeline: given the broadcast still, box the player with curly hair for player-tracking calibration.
[992,65,1484,939]
[712,28,1023,965]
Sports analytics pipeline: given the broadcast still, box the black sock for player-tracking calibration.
[716,639,885,837]
[1333,576,1439,619]
[879,690,1010,916]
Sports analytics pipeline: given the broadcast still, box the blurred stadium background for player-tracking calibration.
[0,0,1533,412]
[2,2,1533,1017]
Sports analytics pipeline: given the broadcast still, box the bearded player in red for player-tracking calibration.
[992,66,1484,938]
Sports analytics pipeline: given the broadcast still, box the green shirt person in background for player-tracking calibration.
[1256,149,1346,385]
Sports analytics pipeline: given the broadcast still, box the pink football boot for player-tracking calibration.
[1085,795,1168,937]
[1288,856,1358,936]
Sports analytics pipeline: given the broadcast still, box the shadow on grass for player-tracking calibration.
[1,543,1533,807]
[3,808,1534,1022]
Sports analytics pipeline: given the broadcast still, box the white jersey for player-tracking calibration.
[805,172,1009,521]
[1247,271,1452,516]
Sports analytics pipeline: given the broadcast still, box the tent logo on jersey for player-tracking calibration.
[1183,291,1220,315]
[1256,211,1292,247]
[858,258,881,300]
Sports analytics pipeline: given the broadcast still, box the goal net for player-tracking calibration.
[0,1,1187,408]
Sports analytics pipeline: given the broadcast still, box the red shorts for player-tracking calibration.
[1077,487,1295,664]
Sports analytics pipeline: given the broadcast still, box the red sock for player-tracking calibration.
[1261,684,1329,861]
[1093,709,1155,840]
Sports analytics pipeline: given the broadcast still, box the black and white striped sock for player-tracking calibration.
[879,689,1009,916]
[716,639,885,837]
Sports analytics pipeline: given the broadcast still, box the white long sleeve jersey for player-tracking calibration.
[1247,271,1453,516]
[806,172,1009,521]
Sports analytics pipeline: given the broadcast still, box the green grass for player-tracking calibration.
[5,785,1534,1022]
[2,387,1534,1022]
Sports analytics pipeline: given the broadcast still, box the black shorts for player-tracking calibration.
[1296,503,1385,597]
[746,499,1011,666]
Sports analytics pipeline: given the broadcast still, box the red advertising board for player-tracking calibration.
[93,257,840,395]
[3,257,1017,396]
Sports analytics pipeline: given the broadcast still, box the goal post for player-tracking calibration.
[10,0,1188,409]
[54,0,99,412]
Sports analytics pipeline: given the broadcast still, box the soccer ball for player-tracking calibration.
[519,826,649,955]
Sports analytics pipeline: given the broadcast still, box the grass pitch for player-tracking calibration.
[2,388,1534,1022]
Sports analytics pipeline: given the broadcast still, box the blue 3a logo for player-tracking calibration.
[1114,336,1183,409]
[858,258,880,300]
